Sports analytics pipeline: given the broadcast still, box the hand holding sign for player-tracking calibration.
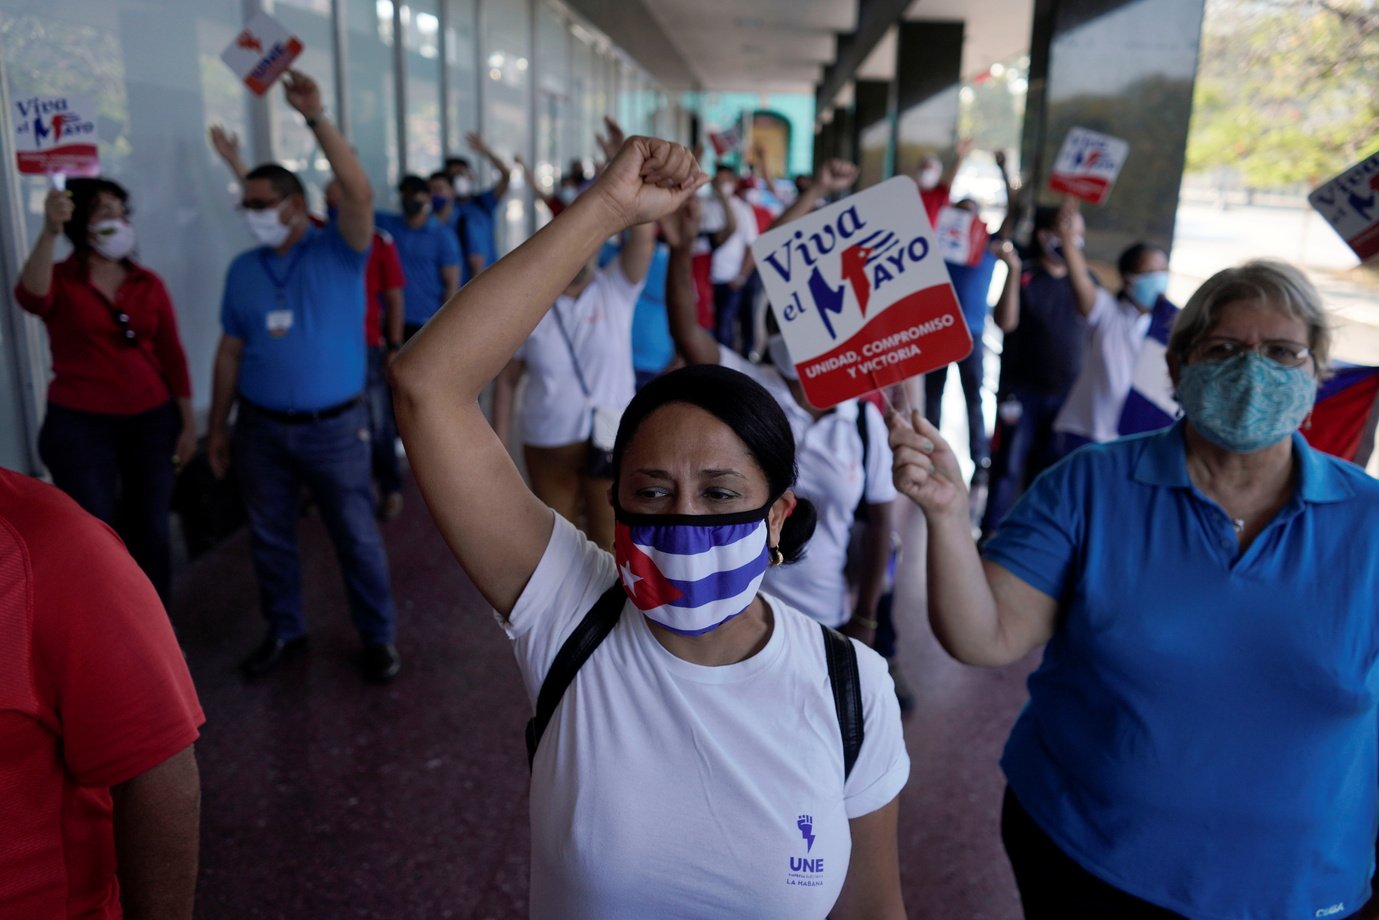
[888,410,968,518]
[221,11,304,96]
[281,70,324,120]
[591,137,707,229]
[42,189,74,237]
[816,159,860,195]
[1049,127,1129,205]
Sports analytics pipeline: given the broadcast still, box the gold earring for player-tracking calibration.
[769,545,784,567]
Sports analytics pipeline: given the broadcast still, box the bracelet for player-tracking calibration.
[850,615,879,631]
[305,111,327,129]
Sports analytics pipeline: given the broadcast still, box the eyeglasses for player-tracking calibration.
[1191,337,1312,368]
[239,196,285,211]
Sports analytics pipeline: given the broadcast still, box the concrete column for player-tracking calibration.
[894,20,964,179]
[854,78,892,188]
[1019,0,1206,259]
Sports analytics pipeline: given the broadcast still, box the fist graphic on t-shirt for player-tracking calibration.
[796,814,816,853]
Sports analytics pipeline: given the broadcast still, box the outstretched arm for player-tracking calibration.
[769,159,858,231]
[661,199,720,367]
[390,137,705,616]
[468,132,512,200]
[992,241,1022,333]
[209,125,249,184]
[940,137,974,189]
[1056,199,1097,318]
[283,70,373,251]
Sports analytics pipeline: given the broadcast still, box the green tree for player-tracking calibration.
[1186,0,1379,188]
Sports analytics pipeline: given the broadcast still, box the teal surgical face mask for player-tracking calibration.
[1176,351,1315,453]
[1127,271,1169,309]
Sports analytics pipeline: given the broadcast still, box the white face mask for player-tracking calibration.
[89,219,136,261]
[452,175,474,197]
[244,205,291,248]
[918,164,942,190]
[766,334,799,381]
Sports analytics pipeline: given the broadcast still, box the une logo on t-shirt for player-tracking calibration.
[786,813,826,886]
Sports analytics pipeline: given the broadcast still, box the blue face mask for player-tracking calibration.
[1127,271,1169,309]
[430,195,449,213]
[612,500,774,635]
[1177,351,1315,453]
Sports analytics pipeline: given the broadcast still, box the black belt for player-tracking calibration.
[240,395,362,424]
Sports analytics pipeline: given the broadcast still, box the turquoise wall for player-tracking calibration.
[682,91,816,177]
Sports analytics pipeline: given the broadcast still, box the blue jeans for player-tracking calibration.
[234,402,396,644]
[981,389,1069,536]
[366,347,402,498]
[924,343,989,468]
[39,400,180,605]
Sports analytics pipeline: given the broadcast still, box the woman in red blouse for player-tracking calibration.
[16,178,195,605]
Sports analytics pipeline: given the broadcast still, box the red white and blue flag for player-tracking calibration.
[1303,363,1379,464]
[613,519,769,635]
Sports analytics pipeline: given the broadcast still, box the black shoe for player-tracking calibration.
[241,635,308,676]
[360,643,401,684]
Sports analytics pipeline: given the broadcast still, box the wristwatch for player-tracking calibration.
[305,111,327,129]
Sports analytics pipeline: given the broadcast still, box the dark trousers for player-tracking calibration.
[1001,788,1187,919]
[737,270,763,357]
[366,346,402,498]
[924,343,989,467]
[981,389,1068,536]
[234,402,396,645]
[712,282,743,352]
[39,401,180,605]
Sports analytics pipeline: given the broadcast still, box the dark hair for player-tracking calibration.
[1032,204,1059,234]
[427,170,451,184]
[444,156,471,172]
[1117,241,1166,278]
[64,178,129,252]
[612,364,818,563]
[398,174,429,196]
[244,164,305,201]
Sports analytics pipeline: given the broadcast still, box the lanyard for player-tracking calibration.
[550,303,592,399]
[258,243,308,308]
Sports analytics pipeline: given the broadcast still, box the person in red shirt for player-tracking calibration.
[916,137,973,226]
[0,467,203,919]
[15,179,195,606]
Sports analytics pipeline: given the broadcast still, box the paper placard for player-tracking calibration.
[1309,150,1379,263]
[750,175,972,408]
[221,12,304,96]
[13,94,100,177]
[1049,127,1129,206]
[935,206,990,267]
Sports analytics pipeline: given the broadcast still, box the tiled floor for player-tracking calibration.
[175,484,1035,919]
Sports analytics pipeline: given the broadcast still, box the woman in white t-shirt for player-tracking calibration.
[391,136,909,920]
[661,180,897,644]
[1053,242,1178,450]
[492,222,651,550]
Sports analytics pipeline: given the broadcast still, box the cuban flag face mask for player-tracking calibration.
[612,500,774,636]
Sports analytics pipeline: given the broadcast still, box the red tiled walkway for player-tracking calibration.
[175,483,1034,918]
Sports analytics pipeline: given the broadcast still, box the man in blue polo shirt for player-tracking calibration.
[205,69,400,684]
[376,175,461,339]
[444,132,511,283]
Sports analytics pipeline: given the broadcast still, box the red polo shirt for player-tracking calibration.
[14,258,192,416]
[365,229,406,348]
[0,468,203,918]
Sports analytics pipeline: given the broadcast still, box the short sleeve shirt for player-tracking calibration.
[998,265,1090,397]
[1053,290,1151,442]
[515,261,643,448]
[0,469,203,918]
[983,423,1379,919]
[630,245,674,374]
[455,189,500,274]
[944,251,999,334]
[221,224,369,413]
[364,229,406,348]
[374,213,461,326]
[503,512,909,920]
[719,350,897,627]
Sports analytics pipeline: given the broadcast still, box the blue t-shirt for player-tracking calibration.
[221,225,369,412]
[630,245,673,374]
[455,189,500,282]
[375,213,461,326]
[985,421,1379,920]
[944,250,997,334]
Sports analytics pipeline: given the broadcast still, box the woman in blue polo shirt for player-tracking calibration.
[891,259,1379,919]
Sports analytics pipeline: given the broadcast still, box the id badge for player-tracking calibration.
[266,310,294,337]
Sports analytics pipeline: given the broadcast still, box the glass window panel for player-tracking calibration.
[269,0,335,210]
[444,0,478,154]
[344,0,398,207]
[402,0,442,178]
[481,0,530,253]
[533,2,570,220]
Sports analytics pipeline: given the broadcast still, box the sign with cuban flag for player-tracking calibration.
[750,175,971,408]
[13,94,100,178]
[221,11,304,96]
[935,206,990,267]
[614,518,769,635]
[1049,127,1129,206]
[1309,149,1379,263]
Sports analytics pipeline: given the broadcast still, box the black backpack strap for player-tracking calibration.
[854,402,872,520]
[525,582,624,769]
[821,623,864,780]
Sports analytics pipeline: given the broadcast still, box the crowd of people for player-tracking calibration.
[7,62,1379,920]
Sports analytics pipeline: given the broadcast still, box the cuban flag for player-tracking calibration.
[1303,363,1379,463]
[1118,297,1182,437]
[613,518,770,635]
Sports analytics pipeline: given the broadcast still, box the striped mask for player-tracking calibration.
[612,502,773,636]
